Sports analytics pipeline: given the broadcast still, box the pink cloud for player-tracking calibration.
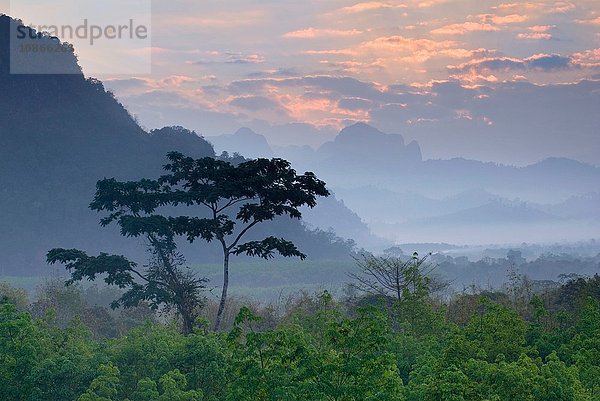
[447,49,600,83]
[493,2,542,12]
[305,49,359,56]
[160,75,196,87]
[431,22,500,35]
[304,35,465,67]
[517,33,552,40]
[528,25,555,32]
[492,2,574,15]
[549,1,575,13]
[363,35,457,52]
[340,2,406,13]
[432,13,528,36]
[575,17,600,26]
[517,26,555,40]
[417,0,448,8]
[284,28,364,39]
[571,48,600,68]
[482,14,529,24]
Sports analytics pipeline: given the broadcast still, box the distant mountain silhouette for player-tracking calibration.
[271,123,600,203]
[318,123,422,166]
[332,186,501,224]
[0,16,354,274]
[544,192,600,220]
[207,123,423,169]
[416,157,600,202]
[207,127,275,159]
[412,200,557,226]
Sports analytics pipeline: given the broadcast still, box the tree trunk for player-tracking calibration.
[214,252,229,331]
[181,307,194,335]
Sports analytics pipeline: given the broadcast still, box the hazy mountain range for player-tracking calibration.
[207,124,600,200]
[203,124,600,246]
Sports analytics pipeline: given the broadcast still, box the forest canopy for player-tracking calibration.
[1,270,598,401]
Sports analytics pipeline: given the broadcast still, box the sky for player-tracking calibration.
[5,0,600,165]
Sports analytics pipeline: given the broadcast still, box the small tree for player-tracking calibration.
[348,253,450,334]
[160,152,330,330]
[349,253,434,303]
[47,179,207,335]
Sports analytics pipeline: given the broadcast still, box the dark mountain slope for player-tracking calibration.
[0,16,217,273]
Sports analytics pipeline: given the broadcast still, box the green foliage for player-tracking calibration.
[228,304,404,401]
[0,274,597,401]
[157,370,203,401]
[465,300,529,362]
[131,378,160,401]
[107,322,184,394]
[0,282,28,310]
[0,303,40,400]
[78,363,121,401]
[28,319,99,401]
